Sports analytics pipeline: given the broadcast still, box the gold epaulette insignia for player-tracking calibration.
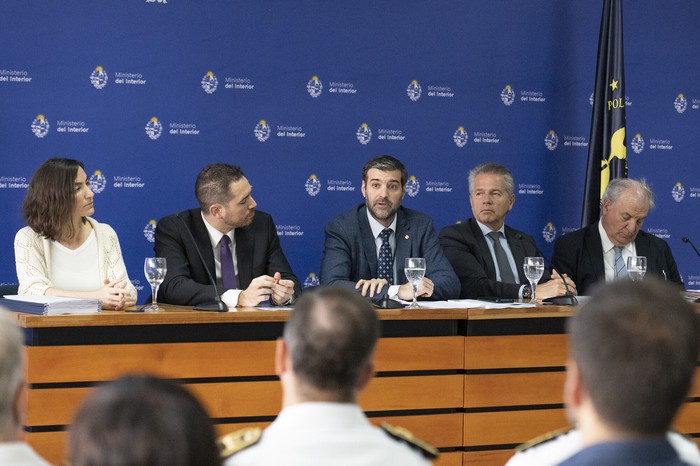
[218,427,262,458]
[516,426,573,452]
[380,422,439,459]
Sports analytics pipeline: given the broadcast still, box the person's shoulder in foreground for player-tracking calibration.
[506,428,700,466]
[223,286,435,465]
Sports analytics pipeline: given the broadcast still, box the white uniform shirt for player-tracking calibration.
[226,402,431,466]
[0,442,52,466]
[505,429,700,466]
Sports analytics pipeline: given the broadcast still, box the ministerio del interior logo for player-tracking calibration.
[145,117,163,140]
[501,84,515,106]
[143,220,157,243]
[305,174,321,196]
[201,71,218,94]
[31,114,50,138]
[542,222,557,243]
[453,126,468,147]
[89,170,107,194]
[304,272,320,288]
[672,182,685,203]
[406,80,422,101]
[356,123,372,145]
[90,66,109,90]
[307,75,323,98]
[631,133,645,154]
[406,176,420,198]
[254,120,271,142]
[674,93,687,114]
[544,130,559,151]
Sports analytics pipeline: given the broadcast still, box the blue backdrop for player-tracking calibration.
[2,1,699,300]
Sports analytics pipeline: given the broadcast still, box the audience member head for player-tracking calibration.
[0,311,24,442]
[279,287,380,403]
[566,278,699,437]
[195,164,256,232]
[468,162,515,231]
[23,158,92,241]
[69,374,221,466]
[600,178,655,247]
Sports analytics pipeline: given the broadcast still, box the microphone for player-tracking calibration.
[682,237,700,259]
[176,212,228,312]
[532,243,578,306]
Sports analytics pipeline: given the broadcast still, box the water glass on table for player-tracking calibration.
[404,257,426,309]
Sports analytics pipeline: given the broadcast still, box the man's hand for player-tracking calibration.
[270,272,295,305]
[355,278,389,298]
[238,275,276,307]
[537,270,577,300]
[397,277,434,301]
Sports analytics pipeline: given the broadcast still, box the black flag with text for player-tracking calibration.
[581,0,628,227]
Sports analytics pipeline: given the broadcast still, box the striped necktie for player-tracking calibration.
[613,246,628,279]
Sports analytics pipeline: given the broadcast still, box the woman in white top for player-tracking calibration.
[14,158,136,310]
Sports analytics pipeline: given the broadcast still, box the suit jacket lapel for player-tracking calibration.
[358,206,379,277]
[191,210,217,278]
[586,224,606,281]
[505,226,527,283]
[634,231,651,258]
[394,208,411,285]
[468,219,498,280]
[235,227,253,288]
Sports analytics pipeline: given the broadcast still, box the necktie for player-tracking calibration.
[613,246,628,279]
[377,228,394,285]
[487,231,517,283]
[219,235,238,290]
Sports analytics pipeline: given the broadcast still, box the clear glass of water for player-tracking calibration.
[523,257,545,303]
[143,257,167,311]
[627,256,647,281]
[404,257,426,309]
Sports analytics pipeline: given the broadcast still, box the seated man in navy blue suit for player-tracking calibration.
[320,155,459,301]
[439,162,574,300]
[155,164,301,308]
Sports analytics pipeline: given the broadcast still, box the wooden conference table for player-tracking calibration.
[15,303,700,466]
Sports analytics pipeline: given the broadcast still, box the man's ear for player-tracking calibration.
[274,337,288,378]
[564,359,584,410]
[355,361,375,392]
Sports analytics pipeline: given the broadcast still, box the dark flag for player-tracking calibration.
[581,0,629,227]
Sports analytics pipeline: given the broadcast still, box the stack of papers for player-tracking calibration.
[0,295,101,315]
[405,299,536,309]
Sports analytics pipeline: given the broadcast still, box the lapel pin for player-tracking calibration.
[404,235,409,240]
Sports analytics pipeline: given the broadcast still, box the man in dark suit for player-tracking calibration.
[320,155,459,301]
[552,178,682,295]
[440,162,574,300]
[155,164,301,307]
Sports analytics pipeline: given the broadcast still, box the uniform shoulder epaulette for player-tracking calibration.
[218,427,262,458]
[380,422,439,459]
[516,426,573,452]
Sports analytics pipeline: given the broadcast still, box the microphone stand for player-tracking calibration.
[177,213,228,312]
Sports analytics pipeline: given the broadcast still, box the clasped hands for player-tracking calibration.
[98,279,136,311]
[237,272,295,307]
[355,277,435,301]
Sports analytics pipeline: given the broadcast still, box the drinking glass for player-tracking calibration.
[627,256,647,281]
[404,257,426,309]
[143,257,167,311]
[523,257,545,303]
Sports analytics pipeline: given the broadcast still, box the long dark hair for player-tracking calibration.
[22,158,84,241]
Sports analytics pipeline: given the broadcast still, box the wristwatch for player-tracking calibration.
[522,284,533,300]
